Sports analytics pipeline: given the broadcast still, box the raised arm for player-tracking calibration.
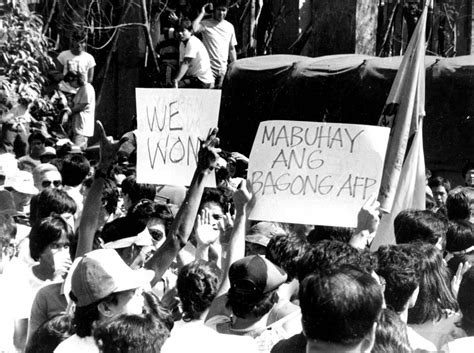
[75,121,126,258]
[145,128,220,286]
[192,3,210,33]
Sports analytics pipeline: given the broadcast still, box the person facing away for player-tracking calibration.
[192,0,237,88]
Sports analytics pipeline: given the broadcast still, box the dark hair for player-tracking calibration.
[407,243,458,324]
[29,189,77,226]
[376,244,420,313]
[446,220,474,252]
[0,214,17,245]
[446,187,471,221]
[25,314,74,353]
[458,267,474,336]
[121,175,156,206]
[372,309,411,353]
[29,216,73,261]
[200,187,228,213]
[215,0,230,8]
[142,291,174,331]
[176,18,193,32]
[177,260,221,321]
[94,313,170,353]
[72,292,119,337]
[296,240,366,282]
[307,225,354,244]
[428,176,451,192]
[100,216,146,244]
[226,287,278,319]
[63,71,85,86]
[266,232,310,281]
[102,179,120,216]
[28,131,46,145]
[462,161,474,180]
[300,266,383,346]
[61,154,90,187]
[71,30,86,42]
[394,209,447,247]
[127,199,174,233]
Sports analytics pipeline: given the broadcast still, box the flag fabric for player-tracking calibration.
[371,2,429,249]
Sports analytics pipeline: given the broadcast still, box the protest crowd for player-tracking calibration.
[1,1,474,353]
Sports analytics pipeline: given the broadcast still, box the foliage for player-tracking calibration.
[0,6,56,116]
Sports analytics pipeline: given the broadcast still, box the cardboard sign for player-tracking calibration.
[135,88,221,186]
[248,121,390,227]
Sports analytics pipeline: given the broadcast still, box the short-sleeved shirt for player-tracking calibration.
[72,82,95,137]
[198,18,237,77]
[57,50,96,82]
[179,36,214,84]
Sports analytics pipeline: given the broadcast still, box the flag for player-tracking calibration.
[371,1,429,249]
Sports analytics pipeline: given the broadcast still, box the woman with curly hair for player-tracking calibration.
[162,260,257,353]
[408,243,460,350]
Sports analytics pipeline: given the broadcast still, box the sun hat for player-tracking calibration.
[40,146,57,157]
[229,255,287,297]
[71,249,153,307]
[4,170,38,195]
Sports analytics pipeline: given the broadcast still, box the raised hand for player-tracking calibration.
[96,120,128,172]
[195,208,220,247]
[451,261,472,298]
[197,128,221,172]
[233,180,252,214]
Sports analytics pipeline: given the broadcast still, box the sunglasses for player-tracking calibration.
[42,180,62,188]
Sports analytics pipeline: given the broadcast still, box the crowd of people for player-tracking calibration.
[2,1,474,353]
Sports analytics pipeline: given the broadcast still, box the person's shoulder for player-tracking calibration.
[270,332,306,353]
[407,326,437,352]
[57,50,72,59]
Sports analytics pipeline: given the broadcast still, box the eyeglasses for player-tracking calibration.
[41,180,62,188]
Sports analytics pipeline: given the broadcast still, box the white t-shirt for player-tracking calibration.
[72,82,95,137]
[179,36,214,84]
[198,18,237,77]
[408,312,461,350]
[54,334,99,353]
[162,320,258,353]
[442,336,474,353]
[407,326,437,352]
[57,50,96,82]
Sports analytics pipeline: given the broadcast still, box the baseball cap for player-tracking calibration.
[229,255,287,297]
[71,249,153,307]
[4,170,38,195]
[40,146,57,157]
[245,222,286,247]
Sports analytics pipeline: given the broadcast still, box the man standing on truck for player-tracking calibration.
[192,1,237,89]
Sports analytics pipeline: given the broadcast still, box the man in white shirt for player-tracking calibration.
[173,18,214,89]
[56,32,96,83]
[193,1,237,88]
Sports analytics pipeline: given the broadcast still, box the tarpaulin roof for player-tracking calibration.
[218,54,474,176]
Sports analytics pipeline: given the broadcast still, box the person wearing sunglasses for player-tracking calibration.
[32,164,63,192]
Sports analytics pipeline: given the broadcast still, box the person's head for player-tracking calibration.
[197,188,227,236]
[176,18,193,42]
[428,176,451,207]
[245,221,286,256]
[457,267,474,336]
[462,161,474,187]
[33,163,62,191]
[265,232,310,281]
[27,131,46,157]
[127,199,174,248]
[372,308,411,353]
[300,266,383,352]
[227,255,287,319]
[70,31,86,55]
[376,244,420,313]
[29,188,76,227]
[407,243,458,324]
[63,70,85,88]
[394,209,447,250]
[446,186,472,221]
[446,220,474,253]
[307,225,354,244]
[296,240,366,282]
[213,0,229,22]
[29,216,73,278]
[70,249,150,337]
[4,170,38,212]
[40,146,57,164]
[101,217,153,267]
[177,260,221,321]
[60,154,90,187]
[25,314,74,353]
[94,313,170,353]
[121,175,156,211]
[0,213,17,273]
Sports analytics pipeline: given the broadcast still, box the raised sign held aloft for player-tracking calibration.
[248,121,390,227]
[135,88,221,186]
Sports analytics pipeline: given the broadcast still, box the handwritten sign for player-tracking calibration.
[135,88,221,186]
[248,121,390,227]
